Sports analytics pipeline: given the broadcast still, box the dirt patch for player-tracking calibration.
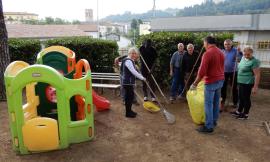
[1,88,270,162]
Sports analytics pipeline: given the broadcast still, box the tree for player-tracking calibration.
[54,17,65,24]
[45,17,54,24]
[0,0,10,100]
[72,20,81,24]
[131,19,138,30]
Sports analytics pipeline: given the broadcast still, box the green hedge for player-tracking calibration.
[137,32,233,87]
[8,38,41,64]
[44,37,119,72]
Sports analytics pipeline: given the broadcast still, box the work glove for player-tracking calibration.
[189,84,197,91]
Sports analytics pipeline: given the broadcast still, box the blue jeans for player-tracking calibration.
[204,80,224,129]
[170,67,184,97]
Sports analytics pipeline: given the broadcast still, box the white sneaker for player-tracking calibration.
[151,98,157,102]
[169,96,175,101]
[177,95,184,100]
[143,97,148,101]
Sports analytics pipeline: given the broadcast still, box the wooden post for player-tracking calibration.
[263,121,270,136]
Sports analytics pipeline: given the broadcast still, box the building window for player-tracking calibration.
[233,41,240,47]
[257,41,270,50]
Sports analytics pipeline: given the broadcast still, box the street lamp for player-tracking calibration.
[97,0,100,39]
[133,29,136,45]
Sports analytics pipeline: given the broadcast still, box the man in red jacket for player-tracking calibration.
[191,36,225,133]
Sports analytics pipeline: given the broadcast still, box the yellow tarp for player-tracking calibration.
[186,81,205,125]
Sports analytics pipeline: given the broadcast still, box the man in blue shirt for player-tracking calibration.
[169,43,186,102]
[221,39,239,110]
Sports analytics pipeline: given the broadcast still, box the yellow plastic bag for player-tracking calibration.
[186,81,205,125]
[143,101,160,113]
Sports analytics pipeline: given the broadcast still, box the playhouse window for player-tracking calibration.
[69,95,87,121]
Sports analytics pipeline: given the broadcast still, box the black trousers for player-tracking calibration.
[123,85,134,114]
[221,72,238,105]
[238,83,253,114]
[141,69,155,98]
[183,72,196,97]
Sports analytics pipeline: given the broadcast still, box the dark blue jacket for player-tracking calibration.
[120,58,136,85]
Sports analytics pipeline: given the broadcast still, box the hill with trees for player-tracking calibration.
[102,0,270,22]
[177,0,270,16]
[102,10,172,22]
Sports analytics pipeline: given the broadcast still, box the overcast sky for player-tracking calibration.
[3,0,204,21]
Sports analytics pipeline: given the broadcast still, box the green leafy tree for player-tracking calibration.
[45,17,54,24]
[131,19,138,30]
[72,20,81,24]
[54,17,65,24]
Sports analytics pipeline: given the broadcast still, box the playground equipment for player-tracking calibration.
[4,46,109,154]
[36,46,110,112]
[92,90,110,111]
[4,60,94,154]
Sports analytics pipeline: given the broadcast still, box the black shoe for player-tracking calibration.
[126,112,136,118]
[130,110,137,116]
[237,113,249,120]
[231,111,240,117]
[196,126,214,134]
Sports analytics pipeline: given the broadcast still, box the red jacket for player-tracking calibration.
[198,45,225,84]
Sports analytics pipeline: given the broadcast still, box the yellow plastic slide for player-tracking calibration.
[186,81,205,125]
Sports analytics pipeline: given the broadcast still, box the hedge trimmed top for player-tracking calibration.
[8,33,234,87]
[137,32,233,87]
[8,37,119,73]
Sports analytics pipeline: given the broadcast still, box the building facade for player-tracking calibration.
[151,14,270,67]
[4,12,38,24]
[139,22,151,35]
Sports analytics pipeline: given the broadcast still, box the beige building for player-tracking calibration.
[139,22,151,35]
[4,12,38,21]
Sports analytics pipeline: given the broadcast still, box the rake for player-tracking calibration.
[144,80,176,124]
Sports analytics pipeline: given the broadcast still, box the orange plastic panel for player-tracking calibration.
[73,59,90,79]
[87,104,91,114]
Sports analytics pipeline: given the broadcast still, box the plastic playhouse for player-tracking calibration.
[4,46,110,154]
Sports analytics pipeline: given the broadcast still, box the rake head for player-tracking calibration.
[163,109,176,124]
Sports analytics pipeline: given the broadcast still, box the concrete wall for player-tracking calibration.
[85,31,98,38]
[234,31,270,67]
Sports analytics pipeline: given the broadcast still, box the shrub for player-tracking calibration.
[137,32,233,87]
[44,37,119,72]
[8,38,41,64]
